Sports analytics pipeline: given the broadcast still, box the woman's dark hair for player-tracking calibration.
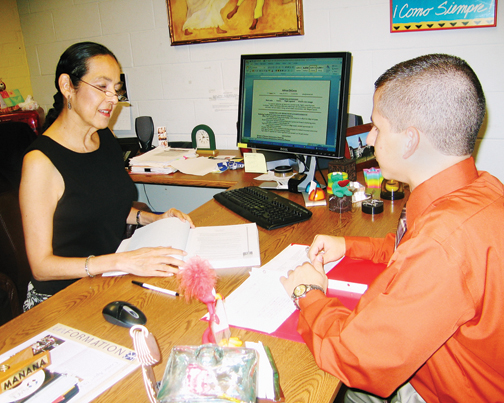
[41,42,118,133]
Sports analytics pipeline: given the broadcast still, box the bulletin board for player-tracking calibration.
[390,0,497,32]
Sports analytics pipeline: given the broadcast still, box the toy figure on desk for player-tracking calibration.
[327,172,353,213]
[177,257,232,345]
[306,181,325,201]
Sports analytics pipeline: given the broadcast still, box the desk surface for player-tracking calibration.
[0,168,408,403]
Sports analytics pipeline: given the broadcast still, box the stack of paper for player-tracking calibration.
[129,147,197,174]
[221,244,339,334]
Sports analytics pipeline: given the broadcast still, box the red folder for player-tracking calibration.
[231,257,386,343]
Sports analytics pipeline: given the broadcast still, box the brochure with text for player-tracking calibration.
[0,324,139,403]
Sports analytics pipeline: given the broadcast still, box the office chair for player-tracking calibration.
[0,121,36,323]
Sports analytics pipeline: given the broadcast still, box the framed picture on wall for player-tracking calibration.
[166,0,304,45]
[390,0,497,33]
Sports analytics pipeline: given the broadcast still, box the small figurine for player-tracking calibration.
[306,181,325,201]
[327,172,353,213]
[327,171,348,194]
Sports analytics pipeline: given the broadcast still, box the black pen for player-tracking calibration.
[132,281,179,296]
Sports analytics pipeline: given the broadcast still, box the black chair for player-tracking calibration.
[0,121,36,325]
[0,121,37,190]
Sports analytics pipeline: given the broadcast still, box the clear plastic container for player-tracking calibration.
[157,344,258,403]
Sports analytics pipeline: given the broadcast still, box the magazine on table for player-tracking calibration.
[0,324,139,403]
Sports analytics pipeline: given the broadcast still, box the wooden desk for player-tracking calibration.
[0,170,408,403]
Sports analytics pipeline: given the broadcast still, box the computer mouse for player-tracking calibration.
[102,301,147,328]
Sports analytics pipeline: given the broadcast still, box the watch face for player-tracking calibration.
[293,284,308,298]
[196,130,210,148]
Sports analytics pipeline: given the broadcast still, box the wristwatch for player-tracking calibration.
[291,284,325,310]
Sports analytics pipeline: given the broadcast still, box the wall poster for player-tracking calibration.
[390,0,497,32]
[166,0,304,45]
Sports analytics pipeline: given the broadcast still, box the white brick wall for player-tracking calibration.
[16,0,504,181]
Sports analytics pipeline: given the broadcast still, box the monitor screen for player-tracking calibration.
[237,52,352,160]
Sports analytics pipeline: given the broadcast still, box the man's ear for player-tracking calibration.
[403,126,420,159]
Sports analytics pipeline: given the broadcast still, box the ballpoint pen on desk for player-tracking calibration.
[132,281,179,296]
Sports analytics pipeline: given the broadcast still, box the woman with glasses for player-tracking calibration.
[19,42,194,310]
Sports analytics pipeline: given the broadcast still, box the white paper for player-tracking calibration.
[170,157,219,176]
[253,171,290,189]
[223,269,295,334]
[259,243,337,275]
[129,147,196,166]
[222,244,340,333]
[328,279,368,294]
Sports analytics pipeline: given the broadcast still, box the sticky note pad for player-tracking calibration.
[243,153,267,173]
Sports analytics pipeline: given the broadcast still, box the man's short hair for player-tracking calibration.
[374,54,486,156]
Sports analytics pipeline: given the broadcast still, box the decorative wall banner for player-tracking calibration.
[167,0,304,45]
[390,0,497,32]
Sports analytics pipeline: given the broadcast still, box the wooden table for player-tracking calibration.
[0,168,408,403]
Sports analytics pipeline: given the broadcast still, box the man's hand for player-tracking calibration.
[308,235,346,264]
[280,254,328,297]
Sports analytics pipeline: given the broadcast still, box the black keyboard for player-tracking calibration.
[213,186,312,230]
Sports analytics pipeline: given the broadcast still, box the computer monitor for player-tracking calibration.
[237,52,352,190]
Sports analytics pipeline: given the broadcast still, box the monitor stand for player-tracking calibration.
[297,156,317,192]
[257,153,319,193]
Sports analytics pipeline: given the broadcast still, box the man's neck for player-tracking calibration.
[407,154,470,191]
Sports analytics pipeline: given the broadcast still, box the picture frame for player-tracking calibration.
[346,123,377,170]
[390,0,497,33]
[166,0,304,46]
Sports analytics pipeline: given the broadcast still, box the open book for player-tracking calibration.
[115,218,260,270]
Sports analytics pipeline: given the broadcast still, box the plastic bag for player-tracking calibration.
[157,344,258,403]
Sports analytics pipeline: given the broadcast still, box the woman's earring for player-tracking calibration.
[67,97,72,110]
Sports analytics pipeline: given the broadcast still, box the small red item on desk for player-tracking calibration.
[308,187,325,201]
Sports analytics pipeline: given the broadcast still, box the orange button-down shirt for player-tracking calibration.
[298,157,504,402]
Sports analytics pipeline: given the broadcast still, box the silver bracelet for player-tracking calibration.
[85,255,95,278]
[136,210,141,226]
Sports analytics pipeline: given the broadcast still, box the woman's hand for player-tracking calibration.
[158,208,195,228]
[118,246,187,277]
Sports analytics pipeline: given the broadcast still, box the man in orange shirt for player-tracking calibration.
[281,54,504,402]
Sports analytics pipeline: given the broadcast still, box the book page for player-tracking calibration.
[186,223,260,269]
[125,217,190,251]
[110,219,260,276]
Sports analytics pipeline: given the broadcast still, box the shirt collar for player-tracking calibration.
[406,157,479,228]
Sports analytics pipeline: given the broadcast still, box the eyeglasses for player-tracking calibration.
[72,76,128,102]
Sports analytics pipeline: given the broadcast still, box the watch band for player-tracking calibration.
[291,284,325,310]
